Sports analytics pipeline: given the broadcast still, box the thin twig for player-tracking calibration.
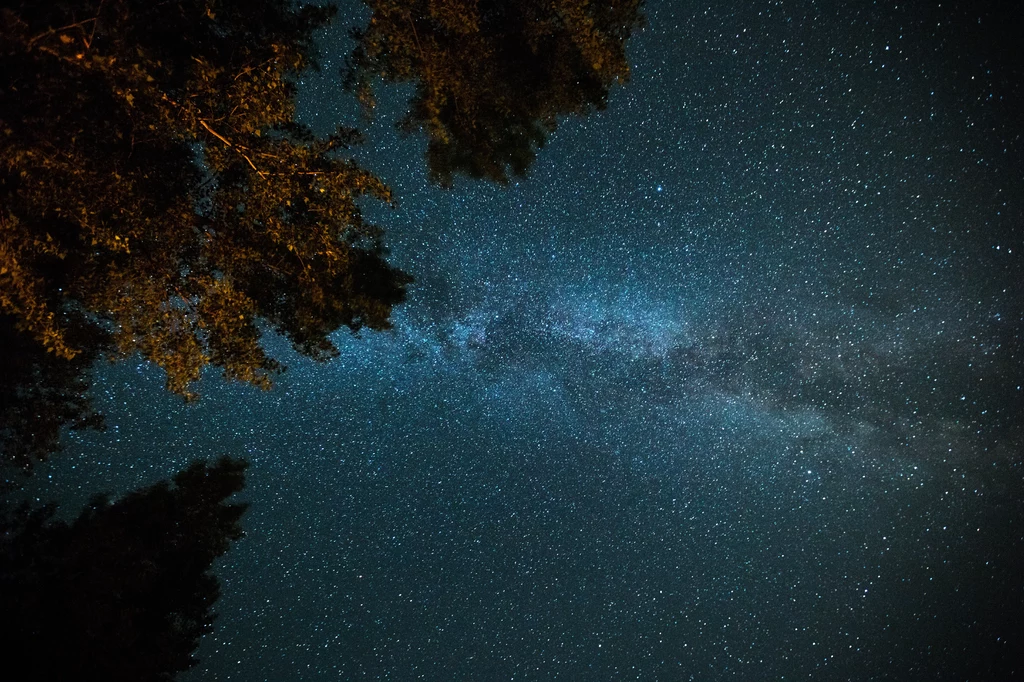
[84,0,106,48]
[27,17,99,49]
[198,119,233,147]
[198,119,266,177]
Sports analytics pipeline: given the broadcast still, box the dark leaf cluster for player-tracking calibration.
[347,0,644,185]
[0,313,105,472]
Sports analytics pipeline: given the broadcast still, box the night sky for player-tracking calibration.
[28,1,1024,680]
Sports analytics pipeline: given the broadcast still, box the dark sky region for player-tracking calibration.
[27,1,1023,680]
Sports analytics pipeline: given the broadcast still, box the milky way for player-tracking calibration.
[32,1,1023,679]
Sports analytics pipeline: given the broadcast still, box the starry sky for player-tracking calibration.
[29,1,1024,680]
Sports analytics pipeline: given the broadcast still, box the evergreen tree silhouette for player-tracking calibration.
[0,457,248,681]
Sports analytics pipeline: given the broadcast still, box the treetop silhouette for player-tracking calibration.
[0,456,248,681]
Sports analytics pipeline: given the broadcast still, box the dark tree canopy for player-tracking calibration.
[0,0,410,406]
[346,0,644,186]
[0,313,105,471]
[0,0,643,468]
[0,456,247,682]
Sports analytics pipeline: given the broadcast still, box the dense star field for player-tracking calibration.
[27,1,1022,679]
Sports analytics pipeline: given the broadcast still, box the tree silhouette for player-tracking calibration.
[346,0,644,186]
[0,456,248,682]
[0,313,105,471]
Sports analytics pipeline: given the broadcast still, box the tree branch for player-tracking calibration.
[27,16,100,49]
[198,120,266,177]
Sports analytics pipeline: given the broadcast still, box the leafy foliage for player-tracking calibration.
[0,0,644,468]
[0,456,248,682]
[0,313,105,472]
[0,0,410,415]
[346,0,644,185]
